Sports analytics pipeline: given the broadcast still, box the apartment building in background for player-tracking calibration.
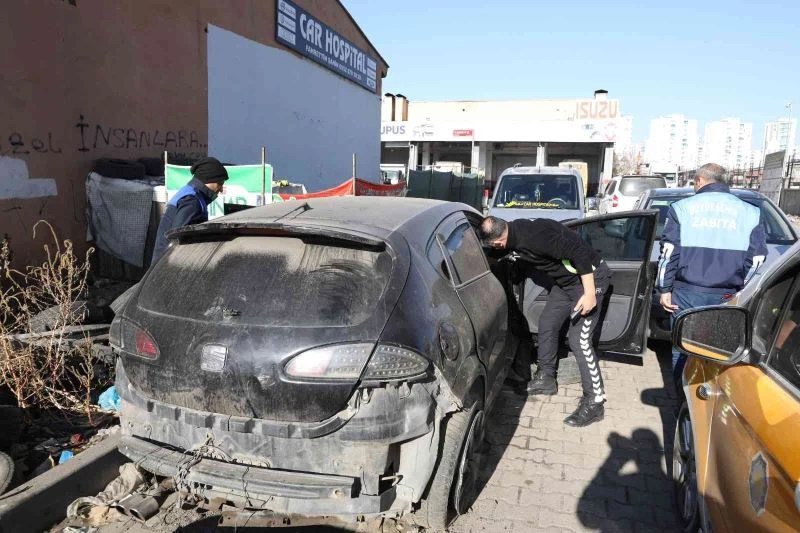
[645,114,699,169]
[763,118,798,155]
[701,118,753,169]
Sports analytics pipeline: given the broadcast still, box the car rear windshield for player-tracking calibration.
[619,177,667,196]
[648,197,796,245]
[138,236,393,327]
[494,174,579,209]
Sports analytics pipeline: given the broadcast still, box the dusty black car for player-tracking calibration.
[110,198,658,530]
[111,197,518,530]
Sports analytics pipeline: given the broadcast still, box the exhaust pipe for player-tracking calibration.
[112,493,161,522]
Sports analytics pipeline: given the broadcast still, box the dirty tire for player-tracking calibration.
[92,158,146,180]
[0,452,14,495]
[414,401,482,532]
[137,157,165,177]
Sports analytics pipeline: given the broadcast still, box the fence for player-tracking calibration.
[406,170,485,210]
[676,155,800,214]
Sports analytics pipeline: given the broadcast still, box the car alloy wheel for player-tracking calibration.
[453,409,484,515]
[673,403,700,532]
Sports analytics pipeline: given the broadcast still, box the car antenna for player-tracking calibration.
[273,202,312,222]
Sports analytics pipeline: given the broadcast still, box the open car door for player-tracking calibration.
[519,211,659,355]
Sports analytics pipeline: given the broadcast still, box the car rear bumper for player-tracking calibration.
[119,435,397,515]
[115,361,460,518]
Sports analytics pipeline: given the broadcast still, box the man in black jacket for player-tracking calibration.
[151,157,229,263]
[479,216,611,427]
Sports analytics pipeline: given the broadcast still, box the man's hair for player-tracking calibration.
[695,163,727,185]
[479,216,507,242]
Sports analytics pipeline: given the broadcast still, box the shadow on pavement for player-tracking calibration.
[575,340,681,533]
[577,429,677,532]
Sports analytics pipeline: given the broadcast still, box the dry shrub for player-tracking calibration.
[0,222,109,420]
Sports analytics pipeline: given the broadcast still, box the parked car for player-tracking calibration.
[633,187,798,340]
[110,197,658,530]
[671,240,800,532]
[598,175,667,214]
[111,197,518,530]
[488,166,585,222]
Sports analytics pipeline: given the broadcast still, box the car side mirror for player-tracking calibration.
[673,306,750,365]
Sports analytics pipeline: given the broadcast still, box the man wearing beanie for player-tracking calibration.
[151,157,228,263]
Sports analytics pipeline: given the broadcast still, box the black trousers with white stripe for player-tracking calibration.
[536,271,611,402]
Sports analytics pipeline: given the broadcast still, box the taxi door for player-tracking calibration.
[693,267,800,532]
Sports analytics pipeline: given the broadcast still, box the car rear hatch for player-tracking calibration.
[113,223,408,423]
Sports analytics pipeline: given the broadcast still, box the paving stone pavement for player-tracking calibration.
[448,342,680,533]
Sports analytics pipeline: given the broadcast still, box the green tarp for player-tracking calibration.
[406,170,484,210]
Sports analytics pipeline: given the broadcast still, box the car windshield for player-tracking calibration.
[494,174,579,209]
[138,236,394,327]
[648,196,796,245]
[619,177,667,196]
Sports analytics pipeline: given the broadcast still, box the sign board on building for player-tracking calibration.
[275,0,378,92]
[759,150,786,205]
[573,99,619,120]
[380,119,622,143]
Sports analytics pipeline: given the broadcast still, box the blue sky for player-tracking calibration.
[345,0,800,146]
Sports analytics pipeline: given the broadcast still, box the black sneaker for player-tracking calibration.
[564,397,605,427]
[526,371,558,396]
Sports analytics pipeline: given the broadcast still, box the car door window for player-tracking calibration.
[766,280,800,391]
[572,215,652,261]
[443,223,488,284]
[427,239,451,281]
[752,275,794,355]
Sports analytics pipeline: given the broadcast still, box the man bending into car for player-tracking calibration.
[479,216,612,427]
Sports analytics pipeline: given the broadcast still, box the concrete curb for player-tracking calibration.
[0,432,126,533]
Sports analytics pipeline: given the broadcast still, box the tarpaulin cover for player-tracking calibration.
[407,170,484,209]
[278,178,405,200]
[86,172,153,267]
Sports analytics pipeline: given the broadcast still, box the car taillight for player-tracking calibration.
[362,345,429,381]
[612,194,619,208]
[284,343,373,380]
[109,317,160,360]
[284,343,429,382]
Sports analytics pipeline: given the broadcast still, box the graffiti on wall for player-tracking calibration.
[0,115,207,200]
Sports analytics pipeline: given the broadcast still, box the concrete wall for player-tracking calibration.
[779,189,800,216]
[208,25,380,190]
[0,0,386,267]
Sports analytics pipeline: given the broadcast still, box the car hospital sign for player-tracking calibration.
[275,0,378,92]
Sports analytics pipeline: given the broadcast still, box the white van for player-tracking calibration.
[488,166,585,222]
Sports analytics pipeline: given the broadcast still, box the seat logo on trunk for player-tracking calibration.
[201,344,228,372]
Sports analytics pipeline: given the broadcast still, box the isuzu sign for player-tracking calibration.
[276,0,378,93]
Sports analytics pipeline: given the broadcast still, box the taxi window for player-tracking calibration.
[752,275,794,355]
[765,279,800,393]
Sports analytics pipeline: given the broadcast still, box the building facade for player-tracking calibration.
[763,118,798,156]
[701,118,753,170]
[645,114,699,169]
[380,91,629,196]
[1,0,387,266]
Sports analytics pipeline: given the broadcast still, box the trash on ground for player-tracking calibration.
[97,386,120,412]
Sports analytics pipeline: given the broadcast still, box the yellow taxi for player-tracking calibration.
[672,244,800,532]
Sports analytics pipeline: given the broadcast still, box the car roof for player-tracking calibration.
[499,166,581,177]
[219,196,471,236]
[644,187,765,200]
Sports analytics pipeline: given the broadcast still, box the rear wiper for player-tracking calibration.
[273,202,311,222]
